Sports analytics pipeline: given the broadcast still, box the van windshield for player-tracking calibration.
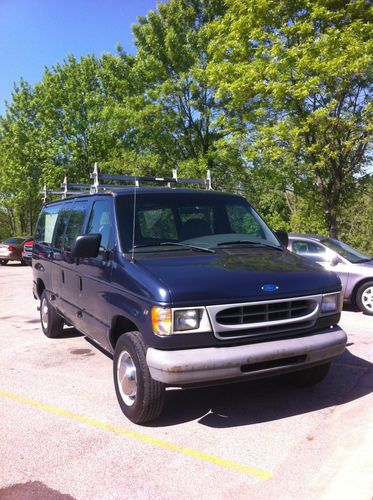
[116,191,281,253]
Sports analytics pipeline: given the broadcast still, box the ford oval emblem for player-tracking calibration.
[261,284,279,292]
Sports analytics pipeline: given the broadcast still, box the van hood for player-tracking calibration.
[136,248,341,306]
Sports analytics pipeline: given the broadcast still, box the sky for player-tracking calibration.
[0,0,160,116]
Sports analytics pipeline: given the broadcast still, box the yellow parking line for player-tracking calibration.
[0,389,272,480]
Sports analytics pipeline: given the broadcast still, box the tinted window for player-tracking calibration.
[139,208,177,240]
[293,240,326,255]
[227,204,263,237]
[34,205,60,245]
[86,200,112,252]
[116,192,280,252]
[64,201,88,251]
[292,240,331,262]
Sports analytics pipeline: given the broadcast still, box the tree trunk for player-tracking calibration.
[324,205,339,239]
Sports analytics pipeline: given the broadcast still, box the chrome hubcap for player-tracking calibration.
[362,286,373,312]
[117,350,137,407]
[41,298,49,329]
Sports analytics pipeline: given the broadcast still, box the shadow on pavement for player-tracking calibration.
[0,481,75,500]
[150,349,373,428]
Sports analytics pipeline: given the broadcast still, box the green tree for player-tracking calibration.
[110,0,247,190]
[209,0,373,237]
[0,80,45,235]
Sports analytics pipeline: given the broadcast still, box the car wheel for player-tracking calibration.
[287,362,330,387]
[356,280,373,316]
[40,290,64,338]
[113,331,165,424]
[0,260,8,265]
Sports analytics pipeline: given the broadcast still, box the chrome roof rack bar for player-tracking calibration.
[41,163,213,201]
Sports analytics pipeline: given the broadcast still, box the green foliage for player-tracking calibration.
[0,0,372,253]
[209,0,373,238]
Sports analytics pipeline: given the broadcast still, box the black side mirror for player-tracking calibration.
[71,234,101,259]
[275,230,289,248]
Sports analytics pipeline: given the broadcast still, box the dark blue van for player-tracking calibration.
[33,175,347,423]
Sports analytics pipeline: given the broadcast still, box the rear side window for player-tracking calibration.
[34,205,60,245]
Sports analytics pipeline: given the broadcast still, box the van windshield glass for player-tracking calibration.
[116,192,281,253]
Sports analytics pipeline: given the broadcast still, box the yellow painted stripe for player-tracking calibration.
[0,388,272,480]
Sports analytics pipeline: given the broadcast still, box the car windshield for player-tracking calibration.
[116,191,281,253]
[321,238,372,263]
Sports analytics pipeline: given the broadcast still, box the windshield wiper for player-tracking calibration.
[133,242,215,253]
[217,240,283,251]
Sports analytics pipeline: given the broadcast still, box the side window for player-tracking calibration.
[53,205,72,250]
[292,240,329,262]
[64,201,88,251]
[293,241,309,254]
[34,205,60,245]
[86,200,112,252]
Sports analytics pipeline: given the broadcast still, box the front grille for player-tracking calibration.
[216,300,313,325]
[207,295,321,340]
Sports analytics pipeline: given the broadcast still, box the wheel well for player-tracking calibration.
[36,279,45,299]
[351,278,373,306]
[109,316,139,350]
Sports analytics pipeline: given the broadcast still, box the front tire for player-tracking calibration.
[40,290,64,338]
[356,280,373,316]
[0,260,8,266]
[288,362,331,387]
[113,331,165,424]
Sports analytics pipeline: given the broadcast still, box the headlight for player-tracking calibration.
[151,306,211,336]
[152,307,172,336]
[174,309,202,331]
[321,292,342,315]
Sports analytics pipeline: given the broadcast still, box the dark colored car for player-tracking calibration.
[22,238,34,266]
[32,175,347,423]
[288,234,373,315]
[0,237,28,265]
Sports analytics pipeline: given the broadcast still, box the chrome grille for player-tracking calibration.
[216,300,312,325]
[207,295,321,340]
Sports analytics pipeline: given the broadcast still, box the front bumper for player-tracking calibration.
[146,326,347,385]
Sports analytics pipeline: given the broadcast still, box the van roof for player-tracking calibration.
[43,186,240,205]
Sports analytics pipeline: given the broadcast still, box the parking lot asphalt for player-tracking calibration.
[0,264,372,500]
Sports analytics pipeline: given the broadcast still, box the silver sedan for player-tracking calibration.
[288,234,373,316]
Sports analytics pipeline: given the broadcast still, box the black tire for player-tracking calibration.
[113,331,165,424]
[0,260,8,266]
[288,362,331,387]
[40,290,64,338]
[356,280,373,316]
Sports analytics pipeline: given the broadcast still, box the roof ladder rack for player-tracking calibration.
[89,163,212,190]
[41,163,213,201]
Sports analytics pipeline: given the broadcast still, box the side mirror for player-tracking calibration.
[330,255,341,267]
[275,230,289,248]
[71,234,101,259]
